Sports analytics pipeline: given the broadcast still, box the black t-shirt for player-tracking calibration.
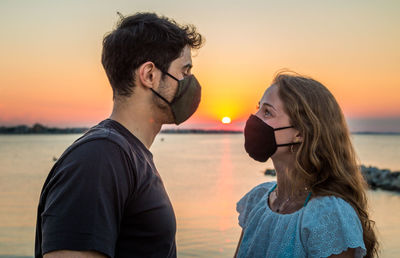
[35,119,176,257]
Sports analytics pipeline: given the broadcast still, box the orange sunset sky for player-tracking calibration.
[0,0,399,132]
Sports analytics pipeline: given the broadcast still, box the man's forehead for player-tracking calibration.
[169,46,192,70]
[181,47,192,63]
[172,58,192,70]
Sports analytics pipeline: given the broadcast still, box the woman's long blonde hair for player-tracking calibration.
[274,72,378,257]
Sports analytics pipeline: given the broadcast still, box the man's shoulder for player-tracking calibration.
[49,132,135,187]
[77,124,129,149]
[53,122,152,181]
[49,125,129,172]
[69,137,122,158]
[62,123,133,159]
[80,121,149,159]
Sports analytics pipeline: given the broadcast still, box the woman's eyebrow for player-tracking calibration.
[258,102,277,111]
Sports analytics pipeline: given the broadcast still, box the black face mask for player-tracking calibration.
[151,71,201,125]
[244,114,301,162]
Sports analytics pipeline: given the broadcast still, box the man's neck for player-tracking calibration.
[109,99,162,149]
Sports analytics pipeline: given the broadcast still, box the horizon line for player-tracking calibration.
[1,124,400,135]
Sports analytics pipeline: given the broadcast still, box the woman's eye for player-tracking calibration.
[264,109,271,116]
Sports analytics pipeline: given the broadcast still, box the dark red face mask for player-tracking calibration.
[244,115,301,162]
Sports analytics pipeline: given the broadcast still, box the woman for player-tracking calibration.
[235,73,378,258]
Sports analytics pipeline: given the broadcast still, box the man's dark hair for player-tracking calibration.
[101,12,203,97]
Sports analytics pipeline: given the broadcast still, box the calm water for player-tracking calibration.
[0,134,399,257]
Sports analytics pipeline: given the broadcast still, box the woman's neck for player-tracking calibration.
[272,156,308,200]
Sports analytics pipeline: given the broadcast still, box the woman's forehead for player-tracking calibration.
[259,84,281,106]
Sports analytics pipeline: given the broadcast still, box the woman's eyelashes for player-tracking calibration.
[264,108,272,117]
[256,104,273,118]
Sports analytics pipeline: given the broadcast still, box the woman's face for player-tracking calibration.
[255,84,300,157]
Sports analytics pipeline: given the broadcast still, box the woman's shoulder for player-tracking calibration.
[305,195,358,217]
[236,181,276,228]
[252,181,276,191]
[245,181,276,198]
[301,195,366,257]
[301,195,363,238]
[238,181,275,205]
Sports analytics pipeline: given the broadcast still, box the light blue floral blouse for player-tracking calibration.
[236,181,366,258]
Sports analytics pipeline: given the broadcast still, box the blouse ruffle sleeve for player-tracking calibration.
[236,182,275,228]
[301,196,367,258]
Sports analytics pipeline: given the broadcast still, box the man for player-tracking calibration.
[35,12,203,257]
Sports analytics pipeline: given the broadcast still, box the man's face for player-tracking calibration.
[154,45,193,122]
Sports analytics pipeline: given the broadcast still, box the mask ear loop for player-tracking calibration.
[150,68,181,105]
[161,70,180,82]
[276,142,301,147]
[273,125,302,149]
[273,125,294,131]
[150,88,171,105]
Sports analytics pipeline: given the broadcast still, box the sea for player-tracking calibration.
[0,133,399,257]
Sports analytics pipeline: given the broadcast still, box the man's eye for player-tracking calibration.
[183,68,191,76]
[265,109,272,116]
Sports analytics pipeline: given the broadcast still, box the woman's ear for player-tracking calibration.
[294,131,303,143]
[137,61,158,89]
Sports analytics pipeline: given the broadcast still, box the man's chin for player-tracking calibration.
[162,116,176,125]
[157,111,175,125]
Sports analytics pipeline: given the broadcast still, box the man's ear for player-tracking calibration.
[137,61,158,89]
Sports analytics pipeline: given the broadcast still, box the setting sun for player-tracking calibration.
[221,117,231,124]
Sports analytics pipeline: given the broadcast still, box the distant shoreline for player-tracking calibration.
[352,131,400,135]
[265,165,400,192]
[0,124,399,135]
